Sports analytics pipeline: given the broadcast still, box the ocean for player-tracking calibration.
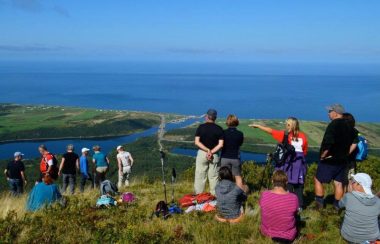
[0,61,379,122]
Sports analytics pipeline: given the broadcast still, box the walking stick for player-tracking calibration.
[160,151,168,203]
[171,168,176,203]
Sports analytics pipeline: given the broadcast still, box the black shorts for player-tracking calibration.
[316,161,347,183]
[220,158,241,176]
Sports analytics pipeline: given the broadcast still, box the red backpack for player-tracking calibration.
[179,193,216,208]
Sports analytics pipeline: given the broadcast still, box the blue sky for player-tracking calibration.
[0,0,379,63]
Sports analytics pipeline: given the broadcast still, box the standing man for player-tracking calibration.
[116,145,134,188]
[38,145,58,181]
[79,147,92,193]
[58,144,79,195]
[194,109,224,195]
[4,152,27,196]
[314,104,356,210]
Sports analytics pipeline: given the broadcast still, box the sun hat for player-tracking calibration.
[351,173,373,196]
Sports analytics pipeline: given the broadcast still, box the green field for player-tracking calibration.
[0,104,167,141]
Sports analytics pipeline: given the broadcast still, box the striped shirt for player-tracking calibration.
[259,190,298,241]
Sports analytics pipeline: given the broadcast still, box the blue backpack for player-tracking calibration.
[96,195,117,208]
[356,134,368,161]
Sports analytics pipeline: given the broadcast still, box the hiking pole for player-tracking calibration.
[160,150,168,203]
[171,168,176,203]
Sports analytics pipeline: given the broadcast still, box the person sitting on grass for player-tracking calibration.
[259,170,298,243]
[26,174,63,212]
[339,173,380,244]
[215,166,248,223]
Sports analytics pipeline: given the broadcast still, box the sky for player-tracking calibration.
[0,0,380,63]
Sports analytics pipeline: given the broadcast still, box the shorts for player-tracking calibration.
[316,161,347,183]
[96,166,108,174]
[220,158,241,176]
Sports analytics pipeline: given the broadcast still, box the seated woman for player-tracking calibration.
[339,173,380,244]
[259,170,298,243]
[26,175,63,212]
[215,166,248,223]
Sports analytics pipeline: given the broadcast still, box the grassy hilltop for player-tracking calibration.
[1,104,380,243]
[1,157,380,243]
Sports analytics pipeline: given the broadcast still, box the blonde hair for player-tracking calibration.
[93,145,101,151]
[226,114,239,127]
[286,117,300,141]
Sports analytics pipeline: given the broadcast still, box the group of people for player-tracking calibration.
[4,144,134,197]
[194,106,379,243]
[3,104,379,242]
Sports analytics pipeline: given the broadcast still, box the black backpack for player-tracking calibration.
[273,131,296,166]
[49,153,59,180]
[153,201,170,220]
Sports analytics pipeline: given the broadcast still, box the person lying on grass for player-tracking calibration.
[215,166,248,223]
[259,170,298,243]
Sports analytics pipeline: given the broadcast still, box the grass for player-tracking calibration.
[0,104,166,141]
[1,156,380,243]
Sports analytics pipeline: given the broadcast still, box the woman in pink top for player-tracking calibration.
[259,170,299,243]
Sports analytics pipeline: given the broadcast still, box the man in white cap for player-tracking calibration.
[79,147,92,193]
[116,145,134,188]
[314,104,356,210]
[4,152,27,196]
[339,173,380,243]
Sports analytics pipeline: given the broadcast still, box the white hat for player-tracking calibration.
[14,152,24,157]
[116,145,123,150]
[351,173,373,196]
[81,147,90,153]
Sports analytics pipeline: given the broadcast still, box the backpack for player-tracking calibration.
[100,180,118,196]
[356,134,368,161]
[154,201,170,219]
[96,195,117,208]
[121,192,135,203]
[40,153,59,180]
[273,131,296,166]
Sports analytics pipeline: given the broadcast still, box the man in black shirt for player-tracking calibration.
[314,104,356,210]
[59,144,79,195]
[194,109,224,195]
[4,152,27,196]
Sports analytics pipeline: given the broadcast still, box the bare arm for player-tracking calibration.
[20,171,27,184]
[195,136,210,153]
[320,150,329,159]
[210,139,224,154]
[106,157,110,165]
[59,158,65,174]
[129,155,134,166]
[249,124,273,134]
[117,157,122,172]
[349,143,358,155]
[4,169,8,180]
[76,158,79,170]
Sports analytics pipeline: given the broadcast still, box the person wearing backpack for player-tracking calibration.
[116,145,134,188]
[315,104,357,210]
[58,144,79,195]
[220,115,244,189]
[92,145,110,186]
[342,113,360,186]
[38,144,59,181]
[250,117,308,210]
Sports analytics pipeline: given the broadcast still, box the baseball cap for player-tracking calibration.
[206,109,217,119]
[326,104,345,114]
[351,173,373,196]
[116,145,123,150]
[14,152,24,157]
[81,147,90,153]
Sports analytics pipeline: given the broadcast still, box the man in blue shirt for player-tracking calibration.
[79,148,93,192]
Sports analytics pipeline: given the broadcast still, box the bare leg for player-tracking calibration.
[334,180,344,200]
[314,177,324,197]
[235,176,243,190]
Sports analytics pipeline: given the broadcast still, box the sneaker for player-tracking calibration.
[125,180,130,187]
